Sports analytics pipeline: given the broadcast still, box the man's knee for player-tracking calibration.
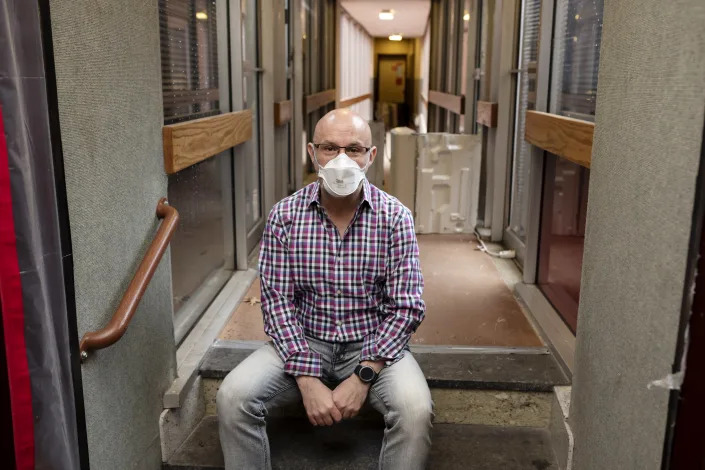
[389,390,434,438]
[216,370,261,423]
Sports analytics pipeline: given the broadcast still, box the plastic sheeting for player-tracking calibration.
[0,0,82,468]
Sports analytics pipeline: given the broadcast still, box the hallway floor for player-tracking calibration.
[219,233,542,347]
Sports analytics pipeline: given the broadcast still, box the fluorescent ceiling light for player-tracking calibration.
[379,9,394,20]
[196,11,208,20]
[463,12,470,21]
[389,34,402,41]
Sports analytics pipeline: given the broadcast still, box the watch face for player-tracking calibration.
[359,366,375,382]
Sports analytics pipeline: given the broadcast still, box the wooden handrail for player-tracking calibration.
[525,110,594,168]
[162,109,253,174]
[79,198,179,361]
[304,89,336,114]
[428,90,465,115]
[476,101,498,128]
[339,93,372,108]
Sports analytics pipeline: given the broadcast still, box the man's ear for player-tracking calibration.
[368,146,378,166]
[307,143,318,170]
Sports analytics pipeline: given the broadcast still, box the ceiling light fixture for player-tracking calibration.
[196,11,208,20]
[389,34,402,41]
[463,12,470,21]
[379,9,395,20]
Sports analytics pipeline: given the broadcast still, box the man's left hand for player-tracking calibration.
[332,375,370,419]
[332,360,384,419]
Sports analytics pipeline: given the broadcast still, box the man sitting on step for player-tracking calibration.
[217,108,433,469]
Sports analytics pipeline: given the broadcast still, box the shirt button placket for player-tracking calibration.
[334,239,343,340]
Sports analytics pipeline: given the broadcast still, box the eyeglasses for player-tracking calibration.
[312,143,371,158]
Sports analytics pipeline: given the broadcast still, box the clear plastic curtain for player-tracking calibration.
[0,0,82,467]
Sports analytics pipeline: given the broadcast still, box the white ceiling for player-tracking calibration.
[340,1,431,38]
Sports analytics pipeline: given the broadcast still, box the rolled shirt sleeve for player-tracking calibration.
[360,207,425,364]
[259,208,322,377]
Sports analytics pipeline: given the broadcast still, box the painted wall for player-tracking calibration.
[570,1,705,468]
[50,1,176,468]
[338,11,374,120]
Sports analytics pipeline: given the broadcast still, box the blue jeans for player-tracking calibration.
[216,337,434,469]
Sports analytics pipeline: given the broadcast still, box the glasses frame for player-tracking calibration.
[312,143,372,155]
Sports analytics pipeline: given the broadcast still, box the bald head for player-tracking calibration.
[313,108,372,146]
[308,108,377,174]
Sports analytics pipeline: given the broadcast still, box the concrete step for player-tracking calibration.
[197,341,569,428]
[200,341,569,392]
[164,415,559,470]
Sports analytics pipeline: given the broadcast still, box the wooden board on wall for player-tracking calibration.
[476,101,498,128]
[339,93,372,108]
[524,110,594,168]
[305,89,336,114]
[163,109,252,174]
[428,90,464,115]
[274,100,292,127]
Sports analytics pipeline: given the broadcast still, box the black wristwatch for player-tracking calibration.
[354,364,379,384]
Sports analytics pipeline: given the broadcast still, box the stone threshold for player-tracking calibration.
[199,340,570,393]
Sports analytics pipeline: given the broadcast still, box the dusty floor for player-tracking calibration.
[219,233,542,347]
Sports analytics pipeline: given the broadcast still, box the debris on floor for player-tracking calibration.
[244,296,261,306]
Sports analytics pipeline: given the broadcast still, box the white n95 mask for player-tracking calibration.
[316,153,369,197]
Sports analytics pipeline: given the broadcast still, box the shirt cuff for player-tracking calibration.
[360,333,379,362]
[284,350,323,377]
[361,333,410,367]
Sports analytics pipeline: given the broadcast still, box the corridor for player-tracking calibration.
[219,234,543,348]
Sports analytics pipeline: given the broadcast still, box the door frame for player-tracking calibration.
[664,118,705,469]
[520,0,554,284]
[228,0,270,267]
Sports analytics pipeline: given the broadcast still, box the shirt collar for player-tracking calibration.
[307,179,375,212]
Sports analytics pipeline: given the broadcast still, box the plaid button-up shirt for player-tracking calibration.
[259,179,425,377]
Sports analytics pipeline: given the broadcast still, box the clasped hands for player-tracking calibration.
[295,361,383,426]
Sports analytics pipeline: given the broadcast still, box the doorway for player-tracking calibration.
[376,54,410,129]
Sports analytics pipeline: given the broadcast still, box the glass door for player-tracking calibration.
[537,0,604,332]
[159,0,235,343]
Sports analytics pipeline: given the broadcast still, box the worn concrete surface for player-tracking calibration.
[165,416,558,470]
[202,377,551,427]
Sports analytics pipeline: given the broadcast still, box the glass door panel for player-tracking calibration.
[160,0,234,343]
[537,0,603,332]
[550,0,604,119]
[537,154,589,333]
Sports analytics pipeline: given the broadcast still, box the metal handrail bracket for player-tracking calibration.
[79,198,179,361]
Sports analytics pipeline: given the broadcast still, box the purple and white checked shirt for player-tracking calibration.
[259,179,425,377]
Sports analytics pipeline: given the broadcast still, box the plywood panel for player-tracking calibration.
[274,100,292,127]
[428,90,465,115]
[339,93,372,108]
[304,89,336,114]
[525,110,594,168]
[476,101,498,128]
[162,110,252,174]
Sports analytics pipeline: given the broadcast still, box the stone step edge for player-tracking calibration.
[198,340,570,393]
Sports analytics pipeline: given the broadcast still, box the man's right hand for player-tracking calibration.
[295,376,342,426]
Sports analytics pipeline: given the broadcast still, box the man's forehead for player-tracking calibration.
[314,110,371,142]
